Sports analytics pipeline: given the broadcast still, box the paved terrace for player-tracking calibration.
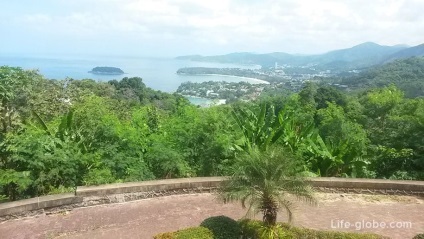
[0,177,423,239]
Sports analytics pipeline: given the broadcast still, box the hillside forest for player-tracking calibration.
[1,60,424,201]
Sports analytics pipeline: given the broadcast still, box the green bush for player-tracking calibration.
[239,219,263,239]
[174,227,214,239]
[156,220,388,239]
[83,168,116,186]
[154,232,173,239]
[413,234,424,239]
[154,227,213,239]
[239,219,293,239]
[47,185,75,195]
[257,224,293,239]
[285,224,387,239]
[239,220,387,239]
[0,194,8,203]
[200,215,241,239]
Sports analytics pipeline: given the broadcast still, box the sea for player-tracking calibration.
[0,54,262,106]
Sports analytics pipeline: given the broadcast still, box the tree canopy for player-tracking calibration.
[0,65,423,201]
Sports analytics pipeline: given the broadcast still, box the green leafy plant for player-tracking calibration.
[154,227,213,239]
[83,168,116,186]
[258,224,291,239]
[232,104,284,152]
[239,219,387,239]
[413,233,424,239]
[200,215,241,239]
[0,169,32,200]
[160,220,386,239]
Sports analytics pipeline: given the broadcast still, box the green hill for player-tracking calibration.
[384,43,424,63]
[341,57,424,97]
[314,42,406,68]
[176,42,410,70]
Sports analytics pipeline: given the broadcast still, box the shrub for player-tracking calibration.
[285,224,387,239]
[0,194,8,203]
[413,234,424,239]
[83,168,115,186]
[174,227,213,239]
[257,224,293,239]
[239,219,292,239]
[47,185,75,195]
[154,232,173,239]
[156,219,388,239]
[239,219,263,239]
[200,215,241,239]
[154,227,213,239]
[239,220,387,239]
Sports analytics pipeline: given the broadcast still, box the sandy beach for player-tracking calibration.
[187,73,270,84]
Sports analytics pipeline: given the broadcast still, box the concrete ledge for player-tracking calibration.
[309,177,424,191]
[0,193,82,217]
[76,177,225,197]
[1,177,423,218]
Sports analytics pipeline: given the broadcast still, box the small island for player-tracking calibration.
[89,66,125,75]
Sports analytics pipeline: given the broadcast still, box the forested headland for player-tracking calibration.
[89,66,125,75]
[0,62,423,202]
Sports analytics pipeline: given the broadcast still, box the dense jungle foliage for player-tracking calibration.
[1,64,423,201]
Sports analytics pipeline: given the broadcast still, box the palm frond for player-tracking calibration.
[217,146,317,225]
[278,198,294,223]
[32,111,51,136]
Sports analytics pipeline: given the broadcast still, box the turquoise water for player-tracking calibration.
[184,96,213,107]
[0,54,260,93]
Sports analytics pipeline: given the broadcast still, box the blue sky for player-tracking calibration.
[1,0,423,57]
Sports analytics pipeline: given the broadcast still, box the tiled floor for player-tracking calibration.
[0,193,422,239]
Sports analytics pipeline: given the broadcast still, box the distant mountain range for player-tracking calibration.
[176,42,424,70]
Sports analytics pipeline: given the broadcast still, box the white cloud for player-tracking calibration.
[22,14,52,24]
[2,0,424,56]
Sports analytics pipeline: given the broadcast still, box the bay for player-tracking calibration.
[0,54,262,93]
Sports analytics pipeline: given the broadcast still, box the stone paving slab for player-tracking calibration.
[0,193,423,239]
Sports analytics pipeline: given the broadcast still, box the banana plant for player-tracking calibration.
[32,109,88,152]
[277,107,318,153]
[232,104,322,154]
[306,135,369,177]
[232,104,285,152]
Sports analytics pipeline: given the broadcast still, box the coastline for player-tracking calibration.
[182,95,226,107]
[181,95,205,99]
[179,73,270,84]
[2,55,269,92]
[88,71,126,75]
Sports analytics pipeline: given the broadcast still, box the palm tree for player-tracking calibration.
[219,147,316,226]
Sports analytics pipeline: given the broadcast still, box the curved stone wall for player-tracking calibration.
[1,177,423,219]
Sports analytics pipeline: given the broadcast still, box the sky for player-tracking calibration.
[1,0,423,57]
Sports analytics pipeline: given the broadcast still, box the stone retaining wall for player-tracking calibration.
[309,177,424,191]
[76,177,223,197]
[0,177,423,219]
[0,193,82,217]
